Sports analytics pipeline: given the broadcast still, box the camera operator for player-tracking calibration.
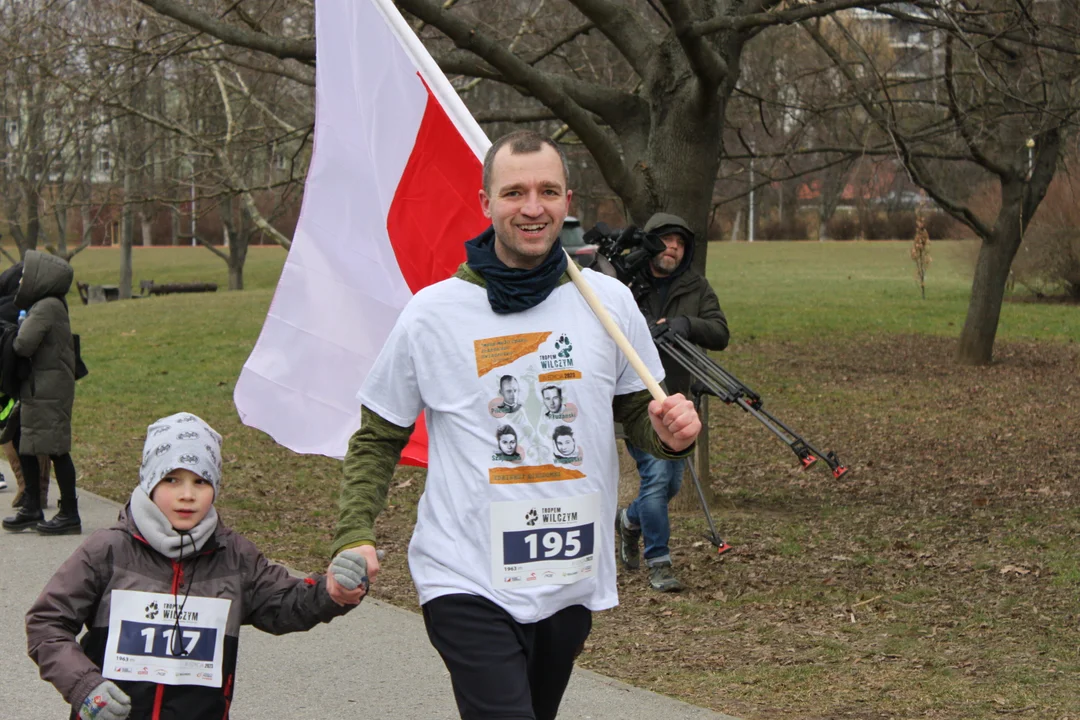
[616,212,730,592]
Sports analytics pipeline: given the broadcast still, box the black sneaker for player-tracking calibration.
[648,562,684,592]
[615,507,641,570]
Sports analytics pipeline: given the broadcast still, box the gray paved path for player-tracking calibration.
[0,467,738,719]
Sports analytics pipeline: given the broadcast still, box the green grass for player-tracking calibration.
[18,240,1080,720]
[705,240,1080,342]
[65,245,288,293]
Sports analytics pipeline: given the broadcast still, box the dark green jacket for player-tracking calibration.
[14,251,75,455]
[638,268,729,397]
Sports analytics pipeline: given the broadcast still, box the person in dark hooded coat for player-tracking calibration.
[1,251,79,535]
[0,261,51,510]
[615,212,730,592]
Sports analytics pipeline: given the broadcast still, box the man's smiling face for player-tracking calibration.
[479,143,571,270]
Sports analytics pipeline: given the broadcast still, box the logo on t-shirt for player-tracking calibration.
[539,334,574,370]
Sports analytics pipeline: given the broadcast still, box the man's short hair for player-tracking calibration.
[499,375,516,390]
[495,424,517,441]
[482,130,570,194]
[541,385,561,400]
[552,425,574,442]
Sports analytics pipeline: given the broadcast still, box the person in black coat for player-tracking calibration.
[0,261,48,509]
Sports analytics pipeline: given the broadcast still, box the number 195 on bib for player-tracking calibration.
[503,523,594,565]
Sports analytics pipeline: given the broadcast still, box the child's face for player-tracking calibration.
[151,468,215,531]
[499,434,517,455]
[556,434,575,456]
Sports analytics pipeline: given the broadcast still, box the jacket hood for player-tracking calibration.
[644,212,695,277]
[0,262,23,299]
[15,251,73,309]
[0,262,23,324]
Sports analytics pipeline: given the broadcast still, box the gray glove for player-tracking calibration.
[330,550,369,592]
[79,680,131,720]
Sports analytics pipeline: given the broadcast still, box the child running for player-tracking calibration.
[25,412,367,719]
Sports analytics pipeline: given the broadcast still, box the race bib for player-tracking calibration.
[491,493,599,586]
[103,590,231,688]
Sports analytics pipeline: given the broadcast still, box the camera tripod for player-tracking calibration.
[653,327,849,554]
[654,328,848,478]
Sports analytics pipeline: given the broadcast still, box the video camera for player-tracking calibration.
[581,223,667,302]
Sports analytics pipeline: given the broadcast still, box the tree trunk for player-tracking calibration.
[80,206,92,248]
[119,165,134,299]
[140,209,153,247]
[223,197,250,290]
[228,262,243,291]
[956,180,1026,365]
[171,205,180,246]
[627,95,726,274]
[16,180,43,256]
[55,204,69,255]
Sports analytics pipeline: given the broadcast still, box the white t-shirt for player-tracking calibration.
[358,268,665,623]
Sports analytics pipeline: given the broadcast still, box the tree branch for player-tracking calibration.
[803,21,994,239]
[237,192,293,249]
[567,0,658,81]
[45,240,91,262]
[875,6,1080,58]
[473,108,559,123]
[661,0,727,88]
[396,0,641,201]
[1023,127,1062,223]
[220,55,315,87]
[944,36,1011,178]
[551,75,648,127]
[525,21,596,65]
[99,95,294,250]
[691,0,898,36]
[134,0,315,62]
[187,233,230,261]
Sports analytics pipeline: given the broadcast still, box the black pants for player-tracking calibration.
[422,594,592,720]
[20,453,76,508]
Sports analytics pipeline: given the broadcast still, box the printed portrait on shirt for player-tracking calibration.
[491,424,524,464]
[489,374,523,418]
[540,384,578,423]
[551,425,583,466]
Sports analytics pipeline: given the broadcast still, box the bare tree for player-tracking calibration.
[0,1,85,259]
[130,0,905,272]
[805,2,1079,363]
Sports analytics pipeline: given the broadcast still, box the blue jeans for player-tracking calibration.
[624,442,685,566]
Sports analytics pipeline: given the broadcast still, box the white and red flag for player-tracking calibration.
[234,0,491,465]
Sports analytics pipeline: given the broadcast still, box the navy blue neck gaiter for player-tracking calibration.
[465,227,568,314]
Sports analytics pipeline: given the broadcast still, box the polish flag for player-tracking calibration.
[234,0,491,465]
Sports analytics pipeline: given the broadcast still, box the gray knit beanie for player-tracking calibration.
[139,412,223,497]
